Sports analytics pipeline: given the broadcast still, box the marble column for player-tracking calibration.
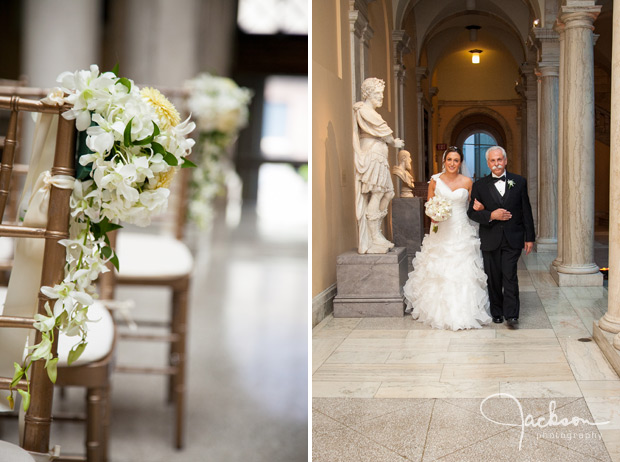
[392,30,411,140]
[416,67,428,182]
[599,0,620,343]
[120,0,201,85]
[551,3,602,286]
[23,0,102,86]
[21,0,102,165]
[553,22,566,269]
[533,29,560,253]
[349,0,374,103]
[519,63,539,232]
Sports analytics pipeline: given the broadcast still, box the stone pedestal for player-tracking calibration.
[392,197,424,270]
[333,247,407,317]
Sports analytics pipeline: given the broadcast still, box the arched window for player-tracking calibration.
[462,132,497,180]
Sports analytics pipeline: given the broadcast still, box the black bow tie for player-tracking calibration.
[493,176,506,183]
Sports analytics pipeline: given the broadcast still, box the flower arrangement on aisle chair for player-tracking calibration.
[184,72,253,229]
[6,64,196,416]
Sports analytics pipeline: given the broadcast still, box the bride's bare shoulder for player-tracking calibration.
[460,175,473,187]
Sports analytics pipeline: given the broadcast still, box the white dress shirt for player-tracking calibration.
[492,172,506,196]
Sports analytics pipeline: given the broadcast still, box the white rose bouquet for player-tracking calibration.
[425,195,452,233]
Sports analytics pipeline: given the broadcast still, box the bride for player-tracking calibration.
[403,146,491,330]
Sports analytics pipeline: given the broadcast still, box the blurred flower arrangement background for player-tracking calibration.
[184,73,253,230]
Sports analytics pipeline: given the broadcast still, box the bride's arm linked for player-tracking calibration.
[467,183,492,224]
[427,179,437,223]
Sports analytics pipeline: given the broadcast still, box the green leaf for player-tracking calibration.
[10,363,24,388]
[111,63,120,76]
[151,141,167,157]
[46,358,58,384]
[162,152,179,166]
[181,157,197,169]
[124,118,134,147]
[6,393,14,410]
[75,117,97,180]
[92,217,124,240]
[110,253,120,271]
[118,77,132,92]
[101,245,112,259]
[17,389,30,412]
[67,342,87,366]
[134,122,160,146]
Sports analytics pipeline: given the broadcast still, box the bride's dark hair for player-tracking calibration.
[442,146,464,164]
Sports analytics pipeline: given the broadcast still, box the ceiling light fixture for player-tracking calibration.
[465,25,481,42]
[469,49,483,64]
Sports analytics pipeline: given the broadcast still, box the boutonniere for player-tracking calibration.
[507,179,515,189]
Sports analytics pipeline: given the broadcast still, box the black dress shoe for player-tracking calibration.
[492,316,504,324]
[506,317,519,328]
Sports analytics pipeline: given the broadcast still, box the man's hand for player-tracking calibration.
[524,241,534,255]
[490,208,512,221]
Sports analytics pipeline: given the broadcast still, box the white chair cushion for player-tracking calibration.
[0,237,14,260]
[0,440,36,462]
[0,289,114,368]
[116,232,193,278]
[58,301,114,367]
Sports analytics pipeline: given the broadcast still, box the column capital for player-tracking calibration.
[519,62,537,75]
[392,30,411,54]
[560,4,601,30]
[537,65,559,78]
[392,30,411,74]
[531,28,560,66]
[350,10,374,43]
[415,67,428,83]
[349,0,375,18]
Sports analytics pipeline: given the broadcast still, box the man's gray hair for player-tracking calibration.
[485,146,507,162]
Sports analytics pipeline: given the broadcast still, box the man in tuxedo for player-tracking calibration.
[467,146,535,327]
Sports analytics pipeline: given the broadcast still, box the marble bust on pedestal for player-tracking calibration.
[391,150,415,198]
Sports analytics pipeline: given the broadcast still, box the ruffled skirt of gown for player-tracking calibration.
[403,201,491,331]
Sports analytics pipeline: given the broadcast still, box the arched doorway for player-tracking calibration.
[443,110,510,180]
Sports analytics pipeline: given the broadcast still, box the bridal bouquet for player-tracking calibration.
[184,73,253,229]
[8,64,196,410]
[425,195,452,233]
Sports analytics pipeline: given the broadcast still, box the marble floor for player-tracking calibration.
[1,202,309,461]
[313,251,620,462]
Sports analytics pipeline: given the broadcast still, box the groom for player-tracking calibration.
[467,146,535,327]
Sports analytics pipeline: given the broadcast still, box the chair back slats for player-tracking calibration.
[0,99,19,221]
[0,96,76,455]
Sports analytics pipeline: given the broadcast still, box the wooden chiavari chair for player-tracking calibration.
[0,95,75,461]
[112,86,193,449]
[0,95,116,462]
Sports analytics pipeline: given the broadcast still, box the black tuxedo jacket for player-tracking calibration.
[467,172,535,251]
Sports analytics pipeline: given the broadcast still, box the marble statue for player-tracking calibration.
[353,77,404,254]
[392,150,415,197]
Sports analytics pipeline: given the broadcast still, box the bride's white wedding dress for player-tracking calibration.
[404,174,491,330]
